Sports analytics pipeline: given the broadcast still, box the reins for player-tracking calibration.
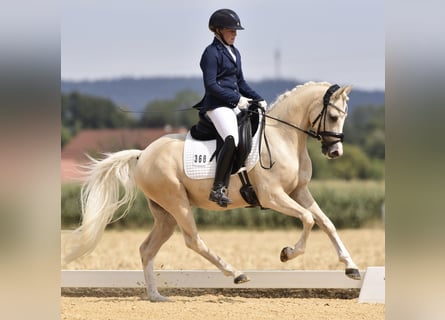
[118,106,194,114]
[117,84,345,170]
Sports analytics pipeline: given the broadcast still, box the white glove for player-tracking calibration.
[237,96,251,110]
[258,100,268,110]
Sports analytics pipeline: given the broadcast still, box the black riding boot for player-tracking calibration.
[209,135,236,207]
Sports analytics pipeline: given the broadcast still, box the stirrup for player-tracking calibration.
[209,186,232,207]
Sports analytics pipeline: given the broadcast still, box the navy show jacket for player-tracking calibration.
[194,38,263,112]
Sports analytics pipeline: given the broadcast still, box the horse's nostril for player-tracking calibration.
[330,150,340,158]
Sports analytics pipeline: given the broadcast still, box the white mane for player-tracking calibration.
[268,81,332,112]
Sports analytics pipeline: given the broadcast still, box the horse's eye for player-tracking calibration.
[330,115,338,122]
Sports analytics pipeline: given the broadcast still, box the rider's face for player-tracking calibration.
[221,28,237,45]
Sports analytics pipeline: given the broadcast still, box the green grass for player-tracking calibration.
[61,180,384,229]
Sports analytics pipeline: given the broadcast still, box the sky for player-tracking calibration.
[61,0,384,91]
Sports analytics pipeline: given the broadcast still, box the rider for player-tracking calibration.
[197,9,267,207]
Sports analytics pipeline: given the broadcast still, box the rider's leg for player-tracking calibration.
[206,107,239,207]
[206,107,239,146]
[208,135,236,207]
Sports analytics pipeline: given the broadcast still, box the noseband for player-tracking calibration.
[308,84,347,148]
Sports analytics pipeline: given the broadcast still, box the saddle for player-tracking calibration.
[190,105,260,173]
[189,103,262,207]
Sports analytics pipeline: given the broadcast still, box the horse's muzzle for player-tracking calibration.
[321,140,343,159]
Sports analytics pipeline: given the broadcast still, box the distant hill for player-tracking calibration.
[61,77,384,115]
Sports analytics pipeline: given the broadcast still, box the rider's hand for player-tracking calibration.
[237,96,251,110]
[258,100,268,110]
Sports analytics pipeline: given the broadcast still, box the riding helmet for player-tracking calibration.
[209,9,244,31]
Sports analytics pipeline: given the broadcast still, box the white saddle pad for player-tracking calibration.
[184,127,261,180]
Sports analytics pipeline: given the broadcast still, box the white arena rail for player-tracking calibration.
[61,269,362,289]
[61,267,384,303]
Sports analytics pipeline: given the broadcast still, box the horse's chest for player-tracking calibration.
[281,153,312,189]
[298,154,312,182]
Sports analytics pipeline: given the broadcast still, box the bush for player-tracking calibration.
[308,180,384,228]
[62,180,384,229]
[61,183,84,227]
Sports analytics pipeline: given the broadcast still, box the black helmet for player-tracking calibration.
[209,9,244,31]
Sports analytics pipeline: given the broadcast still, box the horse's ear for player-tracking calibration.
[343,85,353,95]
[334,85,353,99]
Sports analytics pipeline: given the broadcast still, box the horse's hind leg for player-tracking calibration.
[181,230,248,284]
[140,199,177,302]
[161,190,248,284]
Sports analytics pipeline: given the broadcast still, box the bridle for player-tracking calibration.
[309,84,348,149]
[250,84,348,169]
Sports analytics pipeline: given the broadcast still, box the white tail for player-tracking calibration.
[62,149,142,264]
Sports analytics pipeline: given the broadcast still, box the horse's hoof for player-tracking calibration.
[345,268,361,280]
[234,274,250,284]
[280,247,291,262]
[148,294,171,302]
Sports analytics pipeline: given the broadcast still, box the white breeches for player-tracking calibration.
[206,107,240,146]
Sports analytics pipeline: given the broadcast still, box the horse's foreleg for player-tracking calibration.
[279,205,315,262]
[140,200,177,302]
[306,200,361,280]
[264,191,315,263]
[279,226,312,263]
[291,187,361,279]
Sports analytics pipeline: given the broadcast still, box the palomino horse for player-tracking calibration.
[62,81,360,301]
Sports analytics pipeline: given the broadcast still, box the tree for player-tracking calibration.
[62,92,137,129]
[307,140,384,180]
[327,144,372,180]
[343,104,385,159]
[139,90,200,128]
[61,92,137,146]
